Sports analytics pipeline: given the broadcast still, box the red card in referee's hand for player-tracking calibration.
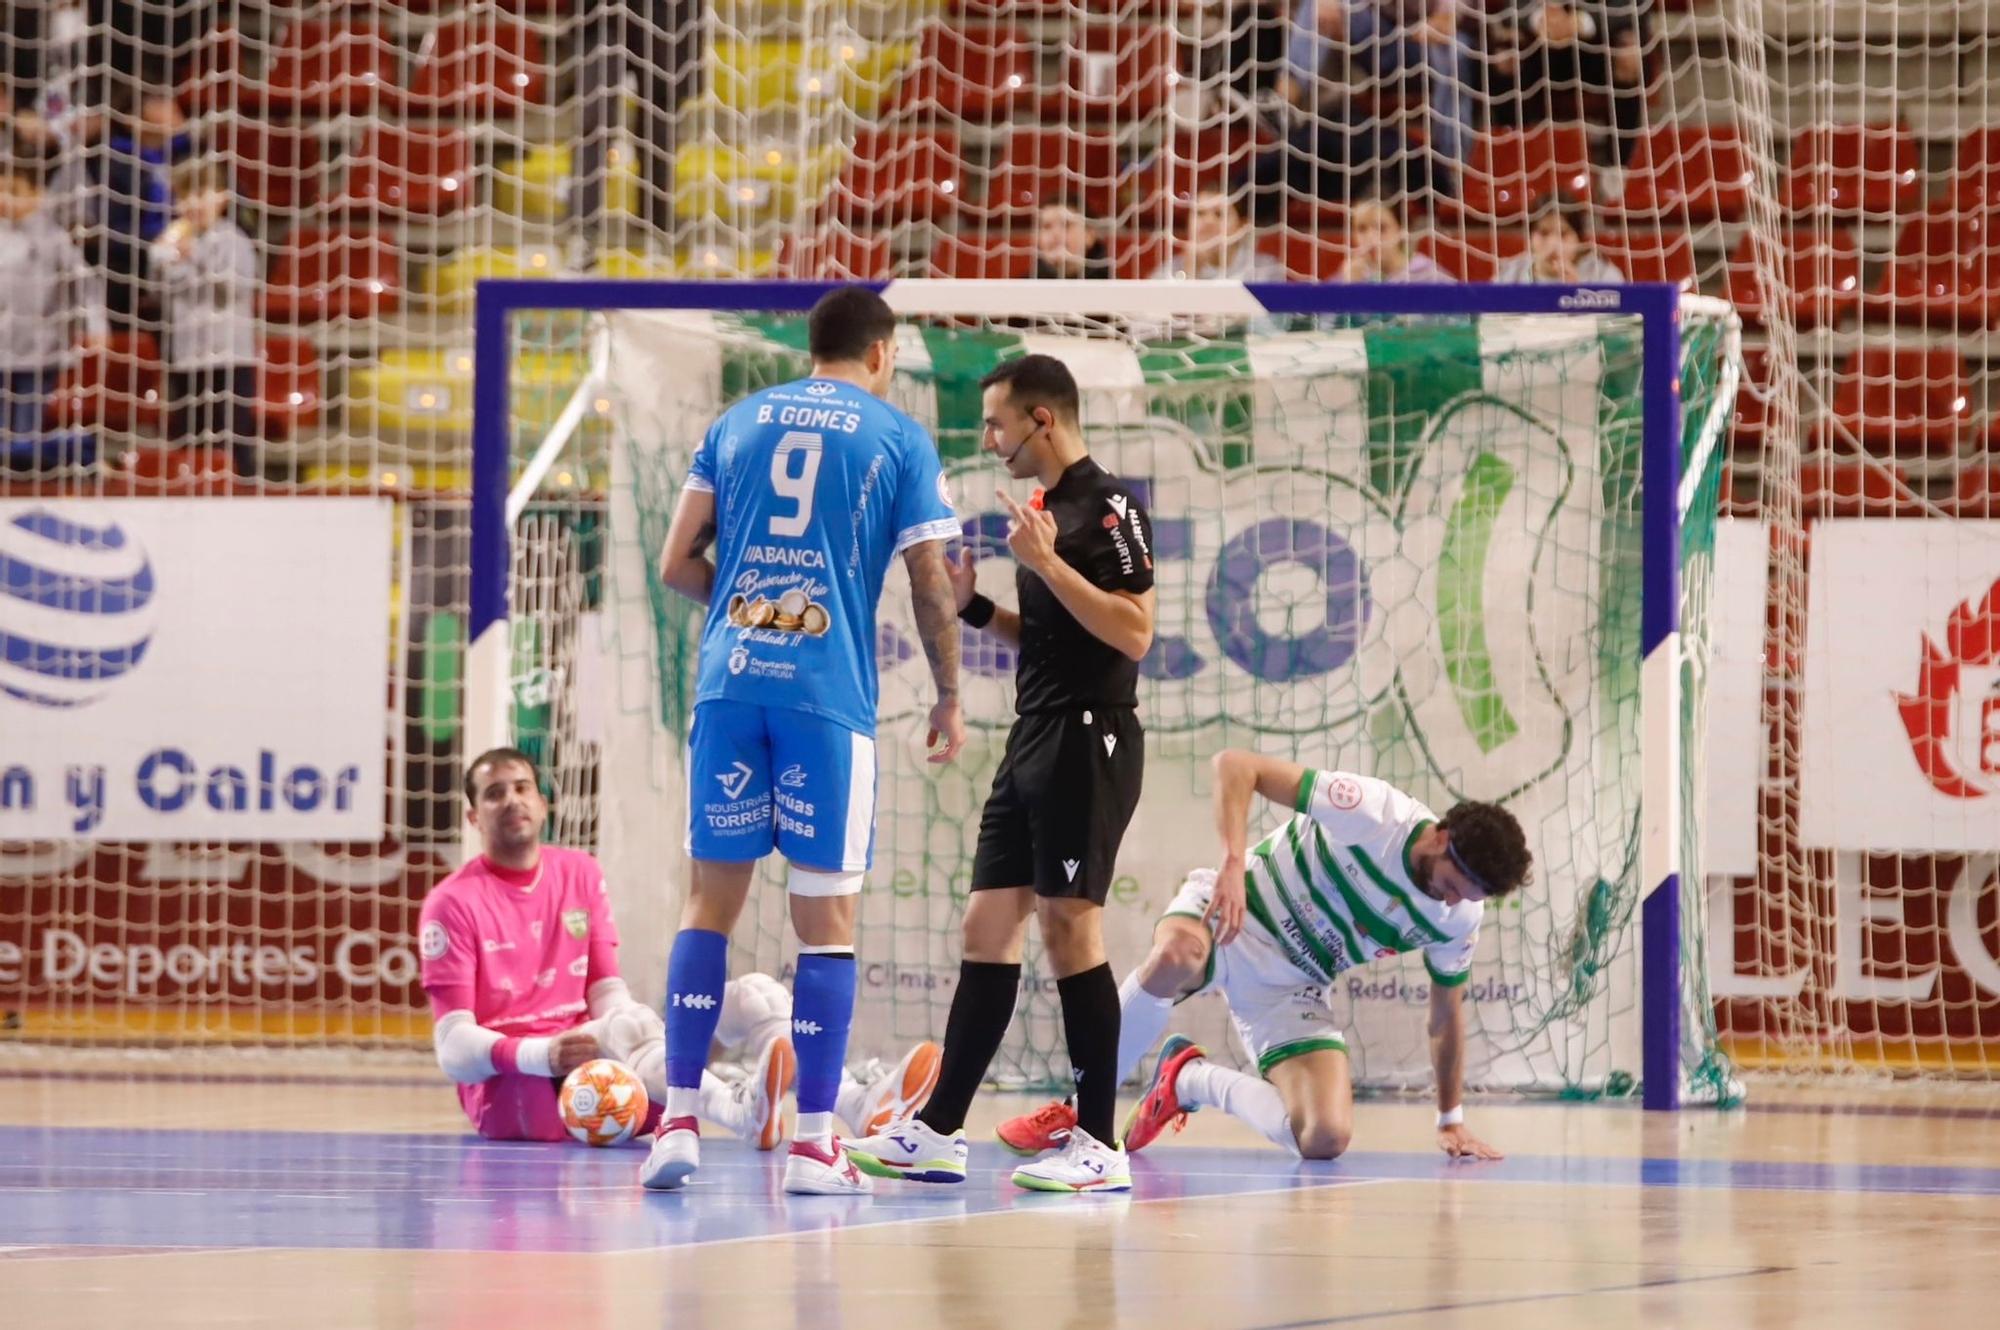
[997,488,1059,577]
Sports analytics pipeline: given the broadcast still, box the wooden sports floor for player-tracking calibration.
[2,1058,1997,1329]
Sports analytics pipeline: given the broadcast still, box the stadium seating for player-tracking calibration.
[1257,231,1349,282]
[709,39,913,119]
[1799,455,1920,519]
[983,129,1125,221]
[109,446,237,495]
[1950,127,2000,208]
[330,127,475,218]
[214,121,323,212]
[1781,123,1921,216]
[1039,25,1178,121]
[1618,125,1754,221]
[674,143,845,222]
[781,231,895,279]
[263,229,405,322]
[256,20,406,115]
[825,129,963,226]
[1112,230,1173,280]
[930,233,1035,280]
[1731,345,1773,455]
[1823,346,1973,457]
[1868,211,2000,327]
[1419,226,1528,282]
[256,338,325,441]
[493,144,638,221]
[893,25,1034,120]
[426,246,567,315]
[1725,227,1862,329]
[1952,462,2000,516]
[1458,125,1594,221]
[1125,125,1271,224]
[408,16,550,117]
[1596,227,1698,289]
[43,333,165,434]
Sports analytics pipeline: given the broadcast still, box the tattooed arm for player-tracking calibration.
[903,539,965,763]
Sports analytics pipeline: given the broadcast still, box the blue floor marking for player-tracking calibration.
[3,1125,1998,1255]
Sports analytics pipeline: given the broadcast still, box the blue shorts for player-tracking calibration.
[685,699,878,872]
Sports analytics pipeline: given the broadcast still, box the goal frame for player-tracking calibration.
[467,277,1697,1110]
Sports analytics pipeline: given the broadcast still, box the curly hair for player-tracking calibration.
[1439,801,1533,899]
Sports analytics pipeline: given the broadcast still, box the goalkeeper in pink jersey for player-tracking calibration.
[419,748,941,1145]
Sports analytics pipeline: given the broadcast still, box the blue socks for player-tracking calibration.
[663,928,729,1091]
[791,950,857,1117]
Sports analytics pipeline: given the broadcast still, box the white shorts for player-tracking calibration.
[1162,869,1348,1076]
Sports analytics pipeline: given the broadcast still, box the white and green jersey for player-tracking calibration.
[1242,769,1481,989]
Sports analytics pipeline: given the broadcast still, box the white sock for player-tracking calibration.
[834,1070,867,1134]
[795,1110,833,1147]
[1117,971,1175,1084]
[1177,1058,1300,1156]
[665,1085,702,1121]
[697,1070,742,1134]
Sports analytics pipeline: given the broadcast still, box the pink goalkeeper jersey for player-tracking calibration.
[417,846,621,1036]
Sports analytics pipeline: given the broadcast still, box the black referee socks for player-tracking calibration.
[918,961,1022,1135]
[1057,963,1122,1143]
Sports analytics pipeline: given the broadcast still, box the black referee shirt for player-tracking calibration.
[1012,456,1156,715]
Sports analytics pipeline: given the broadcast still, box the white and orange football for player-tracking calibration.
[558,1059,651,1147]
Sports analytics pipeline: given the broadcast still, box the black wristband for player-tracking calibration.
[959,592,996,629]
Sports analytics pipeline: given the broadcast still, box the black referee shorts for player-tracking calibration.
[969,707,1144,905]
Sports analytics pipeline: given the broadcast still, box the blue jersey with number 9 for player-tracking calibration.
[685,376,958,736]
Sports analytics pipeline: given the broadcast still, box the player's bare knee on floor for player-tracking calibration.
[1291,1119,1351,1161]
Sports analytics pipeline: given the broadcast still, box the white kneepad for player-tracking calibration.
[599,1001,664,1065]
[716,970,792,1053]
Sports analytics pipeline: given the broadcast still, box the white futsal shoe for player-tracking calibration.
[1009,1125,1131,1193]
[844,1115,969,1184]
[638,1115,701,1190]
[782,1137,873,1195]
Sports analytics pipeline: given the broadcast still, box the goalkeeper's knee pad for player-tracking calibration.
[716,970,792,1053]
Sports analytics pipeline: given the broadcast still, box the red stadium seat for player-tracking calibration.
[1725,227,1861,329]
[212,121,323,212]
[1419,225,1527,283]
[1823,346,1973,458]
[781,231,894,280]
[1595,227,1697,289]
[1618,124,1754,222]
[1952,462,2000,516]
[257,20,406,115]
[176,26,241,114]
[827,129,963,226]
[409,16,549,116]
[1867,211,2000,328]
[1799,455,1919,520]
[43,333,165,434]
[1040,25,1177,121]
[1951,128,2000,209]
[930,233,1034,279]
[256,338,325,440]
[330,127,475,218]
[263,229,404,322]
[983,130,1124,222]
[1458,124,1594,221]
[1781,123,1921,217]
[1125,124,1271,225]
[895,25,1034,120]
[109,446,237,495]
[1257,231,1347,281]
[1112,230,1173,279]
[1731,345,1773,456]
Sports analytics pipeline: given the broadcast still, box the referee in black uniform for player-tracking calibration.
[856,353,1155,1192]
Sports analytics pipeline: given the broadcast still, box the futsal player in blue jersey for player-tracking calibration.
[642,286,965,1195]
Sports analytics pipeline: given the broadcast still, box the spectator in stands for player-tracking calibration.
[1150,186,1288,283]
[1332,196,1451,282]
[90,89,189,334]
[1249,82,1441,218]
[574,0,706,256]
[150,157,259,477]
[1033,197,1111,281]
[1283,2,1477,170]
[0,133,105,467]
[1494,196,1622,283]
[1473,2,1655,161]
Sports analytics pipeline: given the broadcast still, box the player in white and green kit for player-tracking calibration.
[996,748,1530,1162]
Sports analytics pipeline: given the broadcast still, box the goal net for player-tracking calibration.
[490,280,1740,1101]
